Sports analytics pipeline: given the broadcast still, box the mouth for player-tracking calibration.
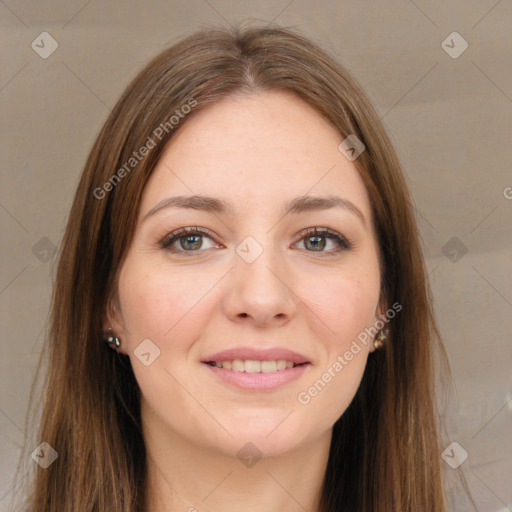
[204,359,309,373]
[201,347,311,391]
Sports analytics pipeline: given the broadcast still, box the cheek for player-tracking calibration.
[296,271,378,428]
[120,274,167,339]
[118,261,207,344]
[304,264,380,348]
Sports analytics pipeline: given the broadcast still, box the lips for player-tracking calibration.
[202,347,311,391]
[201,347,311,390]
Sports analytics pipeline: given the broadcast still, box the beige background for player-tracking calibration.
[1,1,511,510]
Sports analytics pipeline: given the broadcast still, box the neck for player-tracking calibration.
[141,403,331,512]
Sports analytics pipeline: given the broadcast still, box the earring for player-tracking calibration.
[374,328,388,350]
[104,327,121,349]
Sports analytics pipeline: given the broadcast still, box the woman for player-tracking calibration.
[19,24,458,511]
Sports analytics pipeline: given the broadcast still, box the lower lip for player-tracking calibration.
[202,363,311,391]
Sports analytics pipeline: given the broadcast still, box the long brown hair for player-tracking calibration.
[16,23,455,511]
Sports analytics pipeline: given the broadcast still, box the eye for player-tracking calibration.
[159,227,220,254]
[294,227,353,255]
[159,226,353,256]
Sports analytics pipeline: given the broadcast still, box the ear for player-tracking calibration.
[103,289,129,355]
[369,295,388,353]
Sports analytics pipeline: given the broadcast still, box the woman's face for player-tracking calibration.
[110,90,384,457]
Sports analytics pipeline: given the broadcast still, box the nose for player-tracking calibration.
[222,242,297,328]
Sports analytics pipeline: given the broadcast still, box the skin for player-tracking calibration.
[108,90,385,512]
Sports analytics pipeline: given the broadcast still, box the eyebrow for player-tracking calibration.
[142,194,366,226]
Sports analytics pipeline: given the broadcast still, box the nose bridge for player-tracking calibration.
[226,231,296,323]
[237,232,284,294]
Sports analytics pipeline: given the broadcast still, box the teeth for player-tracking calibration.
[276,359,287,371]
[244,360,261,373]
[261,360,276,373]
[232,360,244,372]
[211,359,299,372]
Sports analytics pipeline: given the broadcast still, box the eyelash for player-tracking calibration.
[158,226,353,256]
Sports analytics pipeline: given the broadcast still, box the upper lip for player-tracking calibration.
[202,347,310,364]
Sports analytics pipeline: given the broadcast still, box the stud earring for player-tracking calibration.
[104,327,121,349]
[374,328,388,350]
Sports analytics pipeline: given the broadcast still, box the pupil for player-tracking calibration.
[307,235,325,251]
[182,235,201,250]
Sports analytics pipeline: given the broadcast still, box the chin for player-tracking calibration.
[214,416,316,459]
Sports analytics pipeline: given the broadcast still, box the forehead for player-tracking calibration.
[140,90,373,222]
